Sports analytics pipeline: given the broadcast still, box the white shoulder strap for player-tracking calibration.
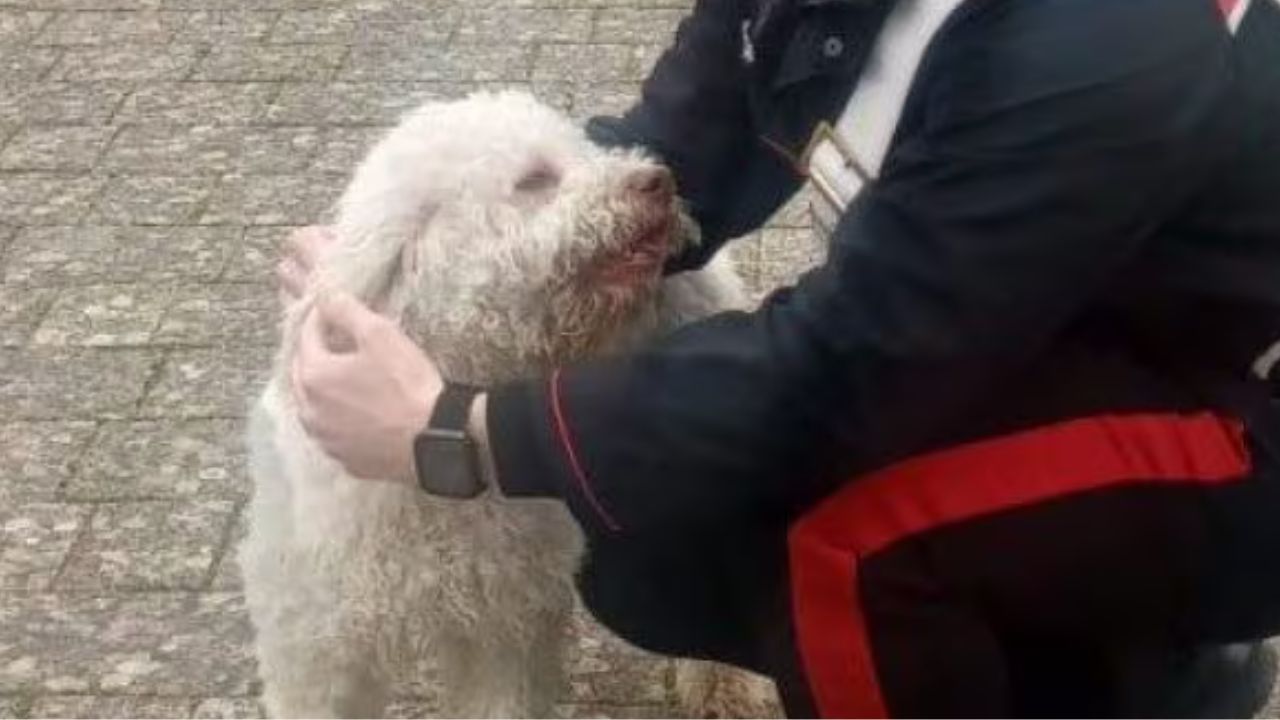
[805,0,969,219]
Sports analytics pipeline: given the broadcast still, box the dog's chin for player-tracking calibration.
[587,215,676,289]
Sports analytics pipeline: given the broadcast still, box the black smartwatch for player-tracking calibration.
[412,383,486,499]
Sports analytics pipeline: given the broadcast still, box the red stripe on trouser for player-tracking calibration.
[1219,0,1240,18]
[788,412,1251,718]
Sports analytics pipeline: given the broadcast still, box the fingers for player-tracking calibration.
[314,291,386,349]
[296,303,333,361]
[276,257,309,301]
[290,306,348,431]
[277,226,336,302]
[286,226,336,271]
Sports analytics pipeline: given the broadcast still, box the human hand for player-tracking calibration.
[291,290,443,483]
[277,226,337,307]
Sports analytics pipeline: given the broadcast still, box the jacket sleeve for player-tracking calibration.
[489,0,1229,535]
[585,0,799,271]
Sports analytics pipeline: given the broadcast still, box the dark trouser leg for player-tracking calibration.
[788,413,1276,718]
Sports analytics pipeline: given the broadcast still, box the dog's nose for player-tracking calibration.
[625,167,674,204]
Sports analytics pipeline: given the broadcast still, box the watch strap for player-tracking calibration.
[429,382,482,433]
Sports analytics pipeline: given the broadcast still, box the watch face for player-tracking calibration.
[414,432,484,499]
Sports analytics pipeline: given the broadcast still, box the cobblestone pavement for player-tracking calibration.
[0,0,1275,718]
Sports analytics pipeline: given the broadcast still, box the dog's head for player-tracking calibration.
[318,90,689,379]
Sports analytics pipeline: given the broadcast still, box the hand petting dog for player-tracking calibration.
[279,227,443,484]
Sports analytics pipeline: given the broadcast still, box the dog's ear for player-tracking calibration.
[316,207,435,323]
[321,165,442,317]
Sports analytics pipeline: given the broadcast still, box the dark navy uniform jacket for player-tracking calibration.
[487,0,1280,663]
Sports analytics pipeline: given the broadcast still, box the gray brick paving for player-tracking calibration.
[0,83,132,126]
[0,421,98,504]
[0,1,1273,717]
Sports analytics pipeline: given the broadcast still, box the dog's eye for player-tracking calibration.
[514,165,560,194]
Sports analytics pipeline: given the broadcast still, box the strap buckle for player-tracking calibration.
[800,120,872,214]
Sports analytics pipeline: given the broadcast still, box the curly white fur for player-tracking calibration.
[239,91,774,718]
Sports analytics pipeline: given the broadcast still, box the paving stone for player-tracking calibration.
[113,226,238,280]
[0,421,98,503]
[0,348,158,421]
[342,43,532,82]
[264,82,454,126]
[344,6,460,45]
[154,283,277,347]
[634,43,665,78]
[27,695,194,719]
[266,8,357,43]
[384,698,441,718]
[533,44,641,84]
[4,0,163,9]
[191,697,262,719]
[0,696,27,718]
[198,173,340,226]
[0,46,60,81]
[310,126,385,174]
[577,0,694,7]
[554,703,671,718]
[0,175,102,225]
[0,286,56,346]
[159,0,341,8]
[55,44,201,82]
[88,175,216,225]
[69,419,248,501]
[33,10,178,45]
[527,81,574,114]
[1,84,33,122]
[139,347,273,419]
[116,83,277,125]
[592,7,685,44]
[102,125,321,175]
[6,82,131,125]
[566,82,640,122]
[171,10,280,42]
[97,123,231,176]
[238,127,323,173]
[455,8,594,43]
[4,226,128,285]
[208,509,245,591]
[4,226,238,286]
[564,609,671,706]
[0,126,115,171]
[0,11,52,44]
[31,283,172,347]
[0,592,256,696]
[757,227,825,293]
[58,499,238,591]
[0,503,86,592]
[192,43,345,82]
[724,232,764,305]
[224,226,287,284]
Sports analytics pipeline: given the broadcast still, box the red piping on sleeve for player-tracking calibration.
[549,368,623,533]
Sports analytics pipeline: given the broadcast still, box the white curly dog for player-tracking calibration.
[240,91,778,718]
